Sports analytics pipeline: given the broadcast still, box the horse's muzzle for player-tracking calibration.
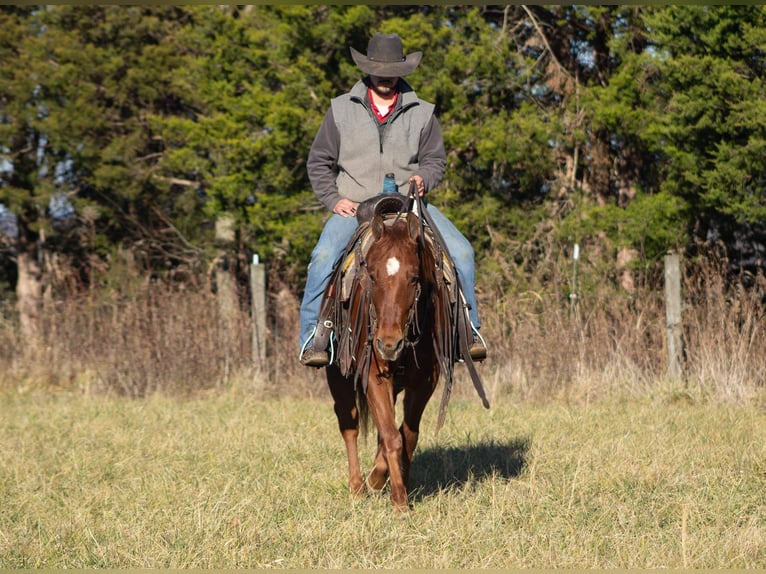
[375,337,405,362]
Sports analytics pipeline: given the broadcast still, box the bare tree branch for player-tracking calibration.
[522,5,573,82]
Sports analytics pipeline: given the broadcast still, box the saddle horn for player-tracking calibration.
[355,193,409,224]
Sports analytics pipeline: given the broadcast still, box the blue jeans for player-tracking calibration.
[298,204,480,351]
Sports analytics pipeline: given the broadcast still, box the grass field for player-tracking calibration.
[1,383,765,568]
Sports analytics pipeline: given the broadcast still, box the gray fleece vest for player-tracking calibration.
[331,80,434,203]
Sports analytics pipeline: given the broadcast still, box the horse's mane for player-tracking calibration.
[339,216,432,387]
[326,196,488,433]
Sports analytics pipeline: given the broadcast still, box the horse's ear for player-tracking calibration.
[406,212,421,241]
[371,214,385,240]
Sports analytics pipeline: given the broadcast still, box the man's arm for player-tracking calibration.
[306,108,343,212]
[417,114,447,193]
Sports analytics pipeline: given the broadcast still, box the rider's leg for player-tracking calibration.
[424,204,487,361]
[298,214,360,353]
[424,204,480,329]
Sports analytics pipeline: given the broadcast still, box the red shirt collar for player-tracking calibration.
[368,87,398,122]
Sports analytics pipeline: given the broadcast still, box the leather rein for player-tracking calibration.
[358,187,426,375]
[342,182,489,428]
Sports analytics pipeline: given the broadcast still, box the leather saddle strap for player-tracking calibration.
[412,186,490,416]
[314,221,372,359]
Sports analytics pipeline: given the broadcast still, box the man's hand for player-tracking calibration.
[333,198,359,218]
[408,175,425,197]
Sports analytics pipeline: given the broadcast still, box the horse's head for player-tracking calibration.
[364,211,422,362]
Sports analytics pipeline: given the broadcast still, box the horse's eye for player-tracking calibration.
[410,276,419,285]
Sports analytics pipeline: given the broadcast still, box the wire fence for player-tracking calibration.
[1,252,764,403]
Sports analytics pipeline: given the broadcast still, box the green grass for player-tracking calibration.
[1,386,765,568]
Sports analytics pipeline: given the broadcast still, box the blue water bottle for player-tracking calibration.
[382,173,397,194]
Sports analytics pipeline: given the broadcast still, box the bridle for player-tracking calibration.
[341,182,489,425]
[358,187,427,375]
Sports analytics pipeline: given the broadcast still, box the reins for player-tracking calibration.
[357,191,423,369]
[409,182,490,430]
[338,183,489,431]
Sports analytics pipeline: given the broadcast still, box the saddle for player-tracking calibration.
[315,194,455,362]
[314,191,489,425]
[355,193,410,224]
[310,194,423,366]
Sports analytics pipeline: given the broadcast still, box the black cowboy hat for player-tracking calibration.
[350,33,422,77]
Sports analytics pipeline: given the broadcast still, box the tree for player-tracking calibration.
[1,6,214,341]
[643,5,766,266]
[1,5,59,340]
[3,5,766,319]
[534,7,766,287]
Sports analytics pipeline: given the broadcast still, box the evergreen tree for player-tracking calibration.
[3,5,766,311]
[644,5,766,268]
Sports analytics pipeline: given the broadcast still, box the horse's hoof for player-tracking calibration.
[365,473,387,493]
[393,502,411,514]
[349,480,366,497]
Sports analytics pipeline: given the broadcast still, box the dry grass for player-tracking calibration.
[1,253,764,405]
[0,388,764,568]
[1,251,765,567]
[0,286,251,397]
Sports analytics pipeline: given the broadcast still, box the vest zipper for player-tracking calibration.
[352,95,418,155]
[379,102,417,153]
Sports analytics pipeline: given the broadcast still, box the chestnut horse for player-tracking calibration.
[324,193,488,510]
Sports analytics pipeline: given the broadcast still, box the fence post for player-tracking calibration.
[215,216,238,379]
[250,254,267,375]
[664,251,684,381]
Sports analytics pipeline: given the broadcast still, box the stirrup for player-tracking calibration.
[458,322,487,363]
[469,323,487,361]
[301,347,329,368]
[299,325,335,367]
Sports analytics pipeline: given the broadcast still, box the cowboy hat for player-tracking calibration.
[350,33,422,77]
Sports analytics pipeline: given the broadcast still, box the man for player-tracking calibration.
[299,32,487,367]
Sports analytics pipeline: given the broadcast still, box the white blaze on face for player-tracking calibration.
[386,257,400,277]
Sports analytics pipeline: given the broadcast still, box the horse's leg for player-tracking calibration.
[400,363,438,489]
[326,365,364,495]
[365,372,408,510]
[366,432,388,492]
